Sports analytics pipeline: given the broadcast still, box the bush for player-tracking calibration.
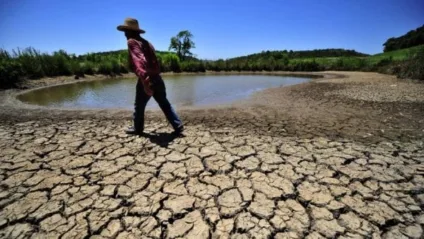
[97,62,113,75]
[119,64,129,73]
[14,47,45,78]
[0,59,23,88]
[161,54,181,72]
[52,51,72,76]
[180,61,206,72]
[110,59,121,75]
[395,49,424,80]
[289,60,322,71]
[71,61,84,77]
[82,61,95,75]
[332,57,368,71]
[375,57,393,67]
[205,60,227,71]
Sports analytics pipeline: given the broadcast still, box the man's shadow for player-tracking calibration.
[141,132,183,148]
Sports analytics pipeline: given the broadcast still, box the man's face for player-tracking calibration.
[124,31,130,39]
[124,30,138,40]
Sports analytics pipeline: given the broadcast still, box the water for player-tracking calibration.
[17,75,311,109]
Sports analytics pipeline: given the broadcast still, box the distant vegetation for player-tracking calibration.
[1,27,424,89]
[169,30,196,61]
[210,49,369,72]
[0,47,185,88]
[230,49,368,61]
[383,25,424,52]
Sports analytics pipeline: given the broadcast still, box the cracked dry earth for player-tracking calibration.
[1,72,424,239]
[0,120,423,239]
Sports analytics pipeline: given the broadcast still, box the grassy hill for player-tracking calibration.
[383,24,424,52]
[226,49,368,61]
[226,45,424,65]
[367,45,424,63]
[273,45,424,72]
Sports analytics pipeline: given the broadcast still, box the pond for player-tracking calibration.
[17,75,311,109]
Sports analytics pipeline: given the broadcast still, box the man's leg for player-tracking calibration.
[132,80,151,134]
[151,76,183,131]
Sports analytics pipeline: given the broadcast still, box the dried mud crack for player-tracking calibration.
[0,72,423,238]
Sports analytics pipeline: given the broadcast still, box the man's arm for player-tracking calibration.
[127,39,153,95]
[128,39,147,79]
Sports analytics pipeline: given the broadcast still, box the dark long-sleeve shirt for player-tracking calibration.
[127,38,160,80]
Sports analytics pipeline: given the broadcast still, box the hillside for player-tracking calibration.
[383,24,424,52]
[368,44,424,63]
[290,45,424,64]
[226,49,368,61]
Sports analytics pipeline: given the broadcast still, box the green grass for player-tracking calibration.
[366,45,424,64]
[290,57,339,65]
[289,45,424,67]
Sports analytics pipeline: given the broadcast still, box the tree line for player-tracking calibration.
[383,24,424,52]
[0,47,370,88]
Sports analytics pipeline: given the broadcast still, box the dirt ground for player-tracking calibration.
[0,72,423,238]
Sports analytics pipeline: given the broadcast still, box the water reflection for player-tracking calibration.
[18,75,310,109]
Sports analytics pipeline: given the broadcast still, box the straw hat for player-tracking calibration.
[117,18,145,33]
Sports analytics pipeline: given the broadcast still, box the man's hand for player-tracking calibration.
[142,76,154,96]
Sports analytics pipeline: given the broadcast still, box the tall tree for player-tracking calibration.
[169,30,195,61]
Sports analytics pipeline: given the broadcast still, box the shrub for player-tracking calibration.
[52,50,72,76]
[180,61,206,72]
[395,49,424,80]
[71,61,84,77]
[289,60,322,71]
[110,59,121,75]
[14,47,45,78]
[332,57,368,71]
[0,59,23,88]
[119,63,129,73]
[82,61,95,75]
[97,62,113,75]
[375,57,393,67]
[161,54,181,72]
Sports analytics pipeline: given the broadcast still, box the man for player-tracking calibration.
[117,18,184,136]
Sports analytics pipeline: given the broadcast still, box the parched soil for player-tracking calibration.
[0,72,423,238]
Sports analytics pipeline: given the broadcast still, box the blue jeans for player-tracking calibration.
[133,75,182,132]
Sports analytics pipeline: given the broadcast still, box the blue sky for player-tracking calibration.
[1,0,423,59]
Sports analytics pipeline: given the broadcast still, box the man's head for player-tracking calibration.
[117,18,145,39]
[124,30,140,40]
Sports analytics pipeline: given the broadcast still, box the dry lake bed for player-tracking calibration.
[0,72,423,238]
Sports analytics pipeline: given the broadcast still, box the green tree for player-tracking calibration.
[383,25,424,52]
[169,30,195,61]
